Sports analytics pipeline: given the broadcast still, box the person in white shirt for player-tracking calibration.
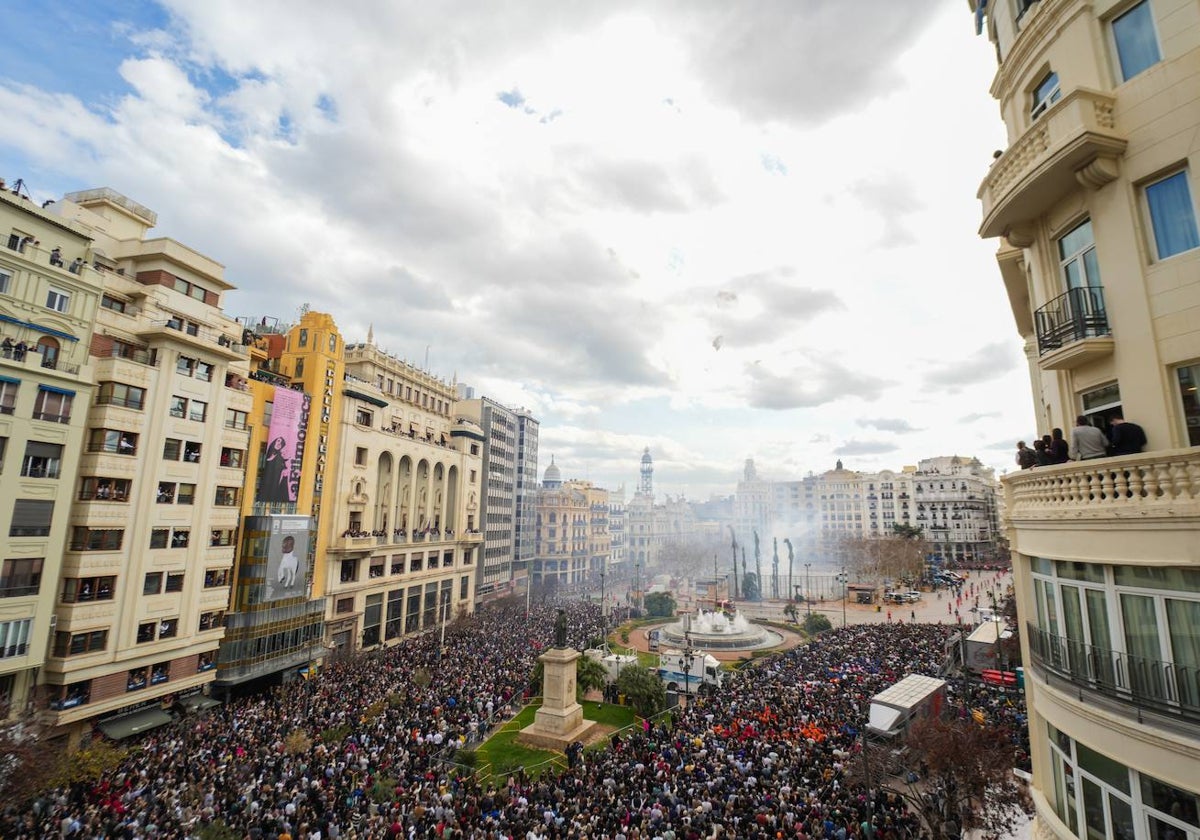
[277,535,299,588]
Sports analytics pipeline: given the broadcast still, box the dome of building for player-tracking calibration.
[543,456,561,487]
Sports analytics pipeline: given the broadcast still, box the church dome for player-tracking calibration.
[543,456,562,487]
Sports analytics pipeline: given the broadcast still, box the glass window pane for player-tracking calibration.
[1177,363,1200,447]
[1077,742,1130,793]
[1146,172,1200,260]
[1108,793,1135,840]
[1122,593,1165,699]
[1166,599,1200,710]
[1141,774,1200,828]
[1113,1,1161,81]
[1082,777,1107,840]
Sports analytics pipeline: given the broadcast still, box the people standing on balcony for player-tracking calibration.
[1048,428,1071,464]
[1070,415,1109,461]
[1108,413,1147,456]
[1015,441,1037,469]
[1033,439,1053,466]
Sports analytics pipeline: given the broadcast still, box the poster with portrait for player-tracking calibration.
[258,386,311,504]
[262,515,312,603]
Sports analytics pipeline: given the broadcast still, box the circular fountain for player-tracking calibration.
[659,607,781,650]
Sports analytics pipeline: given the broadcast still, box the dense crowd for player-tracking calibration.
[3,601,1027,840]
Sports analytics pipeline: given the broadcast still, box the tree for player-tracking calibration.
[0,712,62,806]
[575,654,608,700]
[741,572,760,602]
[643,591,676,617]
[615,665,666,717]
[783,602,799,624]
[802,612,832,635]
[840,533,930,584]
[850,716,1030,840]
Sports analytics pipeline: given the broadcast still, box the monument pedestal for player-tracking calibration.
[518,646,597,750]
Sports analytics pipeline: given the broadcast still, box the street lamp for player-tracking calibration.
[804,562,812,616]
[835,569,848,628]
[683,630,693,706]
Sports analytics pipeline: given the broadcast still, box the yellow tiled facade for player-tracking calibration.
[972,1,1200,837]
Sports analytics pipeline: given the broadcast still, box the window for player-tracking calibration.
[189,400,207,422]
[21,441,62,478]
[71,526,122,551]
[0,268,10,294]
[340,558,359,583]
[89,428,136,455]
[45,287,69,313]
[54,629,107,657]
[220,447,244,468]
[194,361,213,382]
[1176,362,1200,447]
[165,572,185,593]
[336,597,354,614]
[1111,1,1160,81]
[163,438,182,460]
[176,355,195,376]
[61,576,115,603]
[177,483,196,504]
[1145,170,1199,260]
[356,408,373,426]
[213,486,240,506]
[1,558,42,597]
[11,499,54,537]
[0,379,18,415]
[169,395,187,418]
[184,442,202,462]
[198,610,224,631]
[144,572,163,595]
[294,358,304,378]
[1059,219,1101,289]
[210,528,236,547]
[136,623,156,644]
[1031,70,1061,119]
[298,328,308,346]
[225,408,248,430]
[171,529,190,548]
[100,294,127,313]
[157,618,177,638]
[203,568,229,588]
[0,619,32,659]
[157,482,176,504]
[150,528,169,549]
[460,575,470,600]
[355,447,368,466]
[96,381,146,409]
[32,387,73,423]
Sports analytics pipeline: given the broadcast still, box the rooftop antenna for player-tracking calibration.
[10,179,32,199]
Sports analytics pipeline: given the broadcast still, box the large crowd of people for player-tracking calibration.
[3,601,1027,839]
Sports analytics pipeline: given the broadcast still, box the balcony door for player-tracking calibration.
[1059,219,1101,290]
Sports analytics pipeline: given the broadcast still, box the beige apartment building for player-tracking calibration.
[42,189,252,740]
[0,190,100,719]
[972,0,1200,838]
[322,337,481,654]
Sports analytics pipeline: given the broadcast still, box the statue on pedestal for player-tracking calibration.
[555,609,568,648]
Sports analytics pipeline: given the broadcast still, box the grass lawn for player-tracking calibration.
[471,699,640,783]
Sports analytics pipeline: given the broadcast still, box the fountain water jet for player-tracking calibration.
[659,607,780,650]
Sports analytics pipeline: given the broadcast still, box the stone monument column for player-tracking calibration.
[519,610,596,749]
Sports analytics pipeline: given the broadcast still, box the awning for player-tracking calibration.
[177,694,222,713]
[0,314,79,341]
[97,707,174,739]
[0,375,19,385]
[343,387,388,408]
[38,384,76,397]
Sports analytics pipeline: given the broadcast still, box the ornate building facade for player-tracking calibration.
[971,0,1200,837]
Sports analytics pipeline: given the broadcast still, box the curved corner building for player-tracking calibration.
[970,1,1200,839]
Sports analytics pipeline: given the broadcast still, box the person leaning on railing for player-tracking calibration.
[1070,416,1109,461]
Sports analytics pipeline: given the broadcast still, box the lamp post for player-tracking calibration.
[804,563,812,616]
[836,569,848,628]
[683,630,693,707]
[438,590,450,661]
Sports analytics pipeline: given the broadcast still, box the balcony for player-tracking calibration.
[979,88,1126,239]
[1027,623,1200,726]
[1034,286,1114,368]
[1005,448,1200,525]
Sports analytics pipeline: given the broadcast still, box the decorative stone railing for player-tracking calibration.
[1004,448,1200,522]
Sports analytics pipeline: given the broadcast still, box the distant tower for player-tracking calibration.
[744,458,757,481]
[639,447,654,496]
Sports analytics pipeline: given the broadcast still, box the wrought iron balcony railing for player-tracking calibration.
[1034,286,1110,355]
[1027,622,1200,725]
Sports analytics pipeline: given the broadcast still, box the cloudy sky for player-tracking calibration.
[0,0,1034,498]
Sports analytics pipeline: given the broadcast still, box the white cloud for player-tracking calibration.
[0,0,1031,496]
